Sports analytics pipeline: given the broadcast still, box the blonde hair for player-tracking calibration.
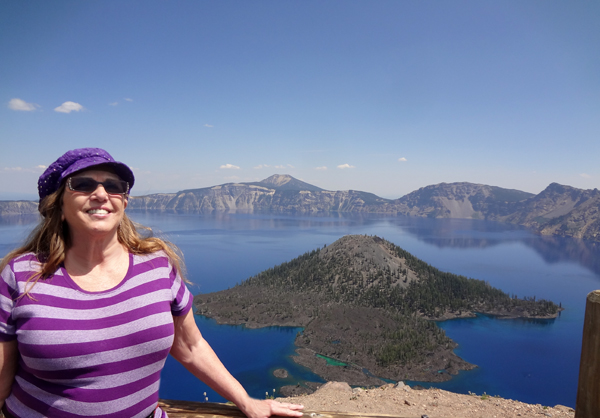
[0,184,187,297]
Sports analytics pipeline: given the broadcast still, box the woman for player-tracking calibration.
[0,148,304,418]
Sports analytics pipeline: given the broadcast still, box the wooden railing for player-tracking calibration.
[158,400,411,418]
[575,290,600,418]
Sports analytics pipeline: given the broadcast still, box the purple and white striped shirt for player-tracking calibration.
[0,251,193,418]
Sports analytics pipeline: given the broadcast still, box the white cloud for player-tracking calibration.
[54,101,84,113]
[109,102,119,106]
[254,164,270,169]
[3,165,46,173]
[337,164,355,169]
[315,166,327,171]
[398,157,407,162]
[274,165,286,169]
[220,164,240,170]
[204,124,214,128]
[8,98,39,111]
[580,173,592,178]
[124,98,133,102]
[287,164,295,169]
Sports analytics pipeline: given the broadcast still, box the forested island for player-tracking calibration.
[194,235,562,387]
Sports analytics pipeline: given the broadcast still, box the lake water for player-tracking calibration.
[2,211,599,408]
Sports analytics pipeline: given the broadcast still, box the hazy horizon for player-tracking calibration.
[2,172,590,203]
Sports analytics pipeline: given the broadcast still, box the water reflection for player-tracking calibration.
[377,215,600,279]
[467,313,559,327]
[128,210,364,235]
[0,214,40,227]
[4,212,600,280]
[524,235,600,277]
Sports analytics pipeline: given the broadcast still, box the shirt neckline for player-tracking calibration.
[61,252,133,295]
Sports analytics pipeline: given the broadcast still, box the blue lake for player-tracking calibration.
[2,211,599,408]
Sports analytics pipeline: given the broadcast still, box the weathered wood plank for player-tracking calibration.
[575,290,600,418]
[159,400,246,418]
[158,400,417,418]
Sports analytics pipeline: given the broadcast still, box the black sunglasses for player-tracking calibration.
[67,177,129,195]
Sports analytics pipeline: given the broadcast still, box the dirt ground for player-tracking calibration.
[277,382,576,418]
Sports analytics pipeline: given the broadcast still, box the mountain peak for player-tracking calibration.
[256,174,325,192]
[543,182,574,193]
[261,174,294,187]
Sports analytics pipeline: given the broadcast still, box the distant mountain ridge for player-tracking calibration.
[1,174,598,241]
[397,182,535,219]
[501,183,600,240]
[129,174,392,213]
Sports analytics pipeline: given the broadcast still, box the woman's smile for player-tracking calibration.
[87,207,111,215]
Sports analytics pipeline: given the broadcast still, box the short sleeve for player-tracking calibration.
[169,264,193,317]
[0,262,18,341]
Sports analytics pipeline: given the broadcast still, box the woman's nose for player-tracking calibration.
[90,184,109,199]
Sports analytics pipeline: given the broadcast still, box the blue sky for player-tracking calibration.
[1,1,599,200]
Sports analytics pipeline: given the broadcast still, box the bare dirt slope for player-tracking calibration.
[277,382,575,418]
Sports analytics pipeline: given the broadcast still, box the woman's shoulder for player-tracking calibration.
[6,252,41,269]
[1,252,42,283]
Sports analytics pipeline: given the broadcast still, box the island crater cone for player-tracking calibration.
[194,235,562,386]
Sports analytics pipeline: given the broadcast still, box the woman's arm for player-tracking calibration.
[0,340,17,408]
[170,310,303,418]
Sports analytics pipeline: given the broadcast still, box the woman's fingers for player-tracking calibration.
[269,400,305,416]
[243,399,304,418]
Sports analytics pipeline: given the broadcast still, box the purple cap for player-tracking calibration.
[38,148,135,202]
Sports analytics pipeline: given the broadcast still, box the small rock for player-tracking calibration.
[315,381,352,393]
[554,405,575,413]
[404,400,411,406]
[273,368,289,378]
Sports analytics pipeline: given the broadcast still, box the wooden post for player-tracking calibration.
[576,290,600,418]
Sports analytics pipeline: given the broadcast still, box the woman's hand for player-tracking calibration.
[238,398,304,418]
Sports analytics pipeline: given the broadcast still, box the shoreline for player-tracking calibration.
[197,308,561,391]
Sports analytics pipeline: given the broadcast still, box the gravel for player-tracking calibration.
[277,382,576,418]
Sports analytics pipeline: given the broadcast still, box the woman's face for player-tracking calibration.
[61,169,128,241]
